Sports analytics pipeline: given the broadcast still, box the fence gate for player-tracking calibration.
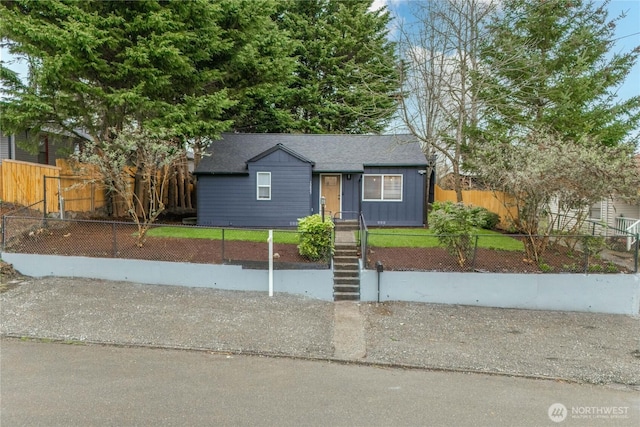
[43,175,104,216]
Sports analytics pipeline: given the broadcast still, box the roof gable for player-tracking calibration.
[247,143,315,166]
[194,133,427,175]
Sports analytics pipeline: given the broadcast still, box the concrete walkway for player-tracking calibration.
[331,302,366,359]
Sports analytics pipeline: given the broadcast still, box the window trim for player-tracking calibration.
[589,201,602,221]
[362,174,403,202]
[256,172,271,200]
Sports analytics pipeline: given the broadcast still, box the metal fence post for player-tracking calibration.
[221,228,225,262]
[635,236,639,274]
[471,235,479,270]
[583,235,589,274]
[43,176,47,218]
[362,229,368,269]
[1,215,6,251]
[112,222,117,257]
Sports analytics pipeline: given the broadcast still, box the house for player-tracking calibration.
[589,199,640,236]
[0,128,79,166]
[193,133,432,228]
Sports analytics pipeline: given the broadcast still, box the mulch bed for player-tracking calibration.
[365,246,604,273]
[2,218,631,273]
[2,221,327,269]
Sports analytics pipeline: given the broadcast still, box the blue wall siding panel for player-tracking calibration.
[311,175,320,214]
[197,149,312,227]
[198,161,425,227]
[340,174,361,220]
[360,167,425,226]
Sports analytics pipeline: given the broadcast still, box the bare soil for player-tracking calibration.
[3,221,326,269]
[2,220,631,273]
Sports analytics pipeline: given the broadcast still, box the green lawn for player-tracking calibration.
[365,228,524,251]
[147,226,301,244]
[147,225,524,251]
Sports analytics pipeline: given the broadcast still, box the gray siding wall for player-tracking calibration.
[0,131,9,161]
[12,131,38,163]
[360,167,425,226]
[2,130,75,165]
[197,149,312,227]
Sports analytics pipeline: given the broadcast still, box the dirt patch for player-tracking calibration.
[0,261,23,292]
[0,202,23,217]
[2,221,327,268]
[366,245,630,273]
[1,219,632,273]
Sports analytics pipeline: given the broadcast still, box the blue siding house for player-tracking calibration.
[194,134,431,227]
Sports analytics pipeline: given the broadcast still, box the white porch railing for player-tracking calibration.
[615,217,640,250]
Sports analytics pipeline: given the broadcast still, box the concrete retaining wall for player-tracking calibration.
[1,253,333,301]
[361,270,640,315]
[3,253,639,315]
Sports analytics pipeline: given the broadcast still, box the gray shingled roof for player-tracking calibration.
[194,133,427,174]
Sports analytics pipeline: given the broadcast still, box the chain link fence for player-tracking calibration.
[3,213,637,274]
[364,231,637,274]
[1,215,330,269]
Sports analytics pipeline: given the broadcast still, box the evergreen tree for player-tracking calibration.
[0,0,292,215]
[469,0,640,261]
[266,0,400,134]
[472,0,640,147]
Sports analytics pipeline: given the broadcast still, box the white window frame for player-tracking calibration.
[589,201,602,221]
[362,174,403,202]
[257,172,271,200]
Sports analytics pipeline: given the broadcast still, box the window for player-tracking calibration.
[257,172,271,200]
[589,201,602,220]
[363,174,402,201]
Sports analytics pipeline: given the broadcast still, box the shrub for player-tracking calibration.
[588,264,603,273]
[539,262,554,273]
[468,206,501,230]
[583,235,607,256]
[297,214,334,261]
[432,201,500,230]
[429,202,474,267]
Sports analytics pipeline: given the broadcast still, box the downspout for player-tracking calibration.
[8,134,14,159]
[423,168,428,228]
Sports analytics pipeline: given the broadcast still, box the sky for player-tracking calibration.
[371,0,640,101]
[2,0,639,101]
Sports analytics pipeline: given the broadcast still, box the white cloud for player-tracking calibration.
[368,0,404,12]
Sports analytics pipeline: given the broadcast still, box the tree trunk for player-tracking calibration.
[452,163,463,203]
[185,171,192,209]
[177,162,185,208]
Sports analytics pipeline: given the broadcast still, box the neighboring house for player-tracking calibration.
[588,154,640,236]
[193,133,432,228]
[0,128,79,166]
[589,198,640,235]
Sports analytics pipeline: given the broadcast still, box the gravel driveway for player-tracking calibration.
[1,275,639,388]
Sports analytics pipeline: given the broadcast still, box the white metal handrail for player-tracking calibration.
[616,217,640,250]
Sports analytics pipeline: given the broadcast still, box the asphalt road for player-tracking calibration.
[2,339,638,427]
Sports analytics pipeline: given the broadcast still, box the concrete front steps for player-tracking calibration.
[333,220,360,301]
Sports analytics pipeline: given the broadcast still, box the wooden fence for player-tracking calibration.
[434,184,518,228]
[56,159,109,213]
[0,159,60,211]
[0,159,108,214]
